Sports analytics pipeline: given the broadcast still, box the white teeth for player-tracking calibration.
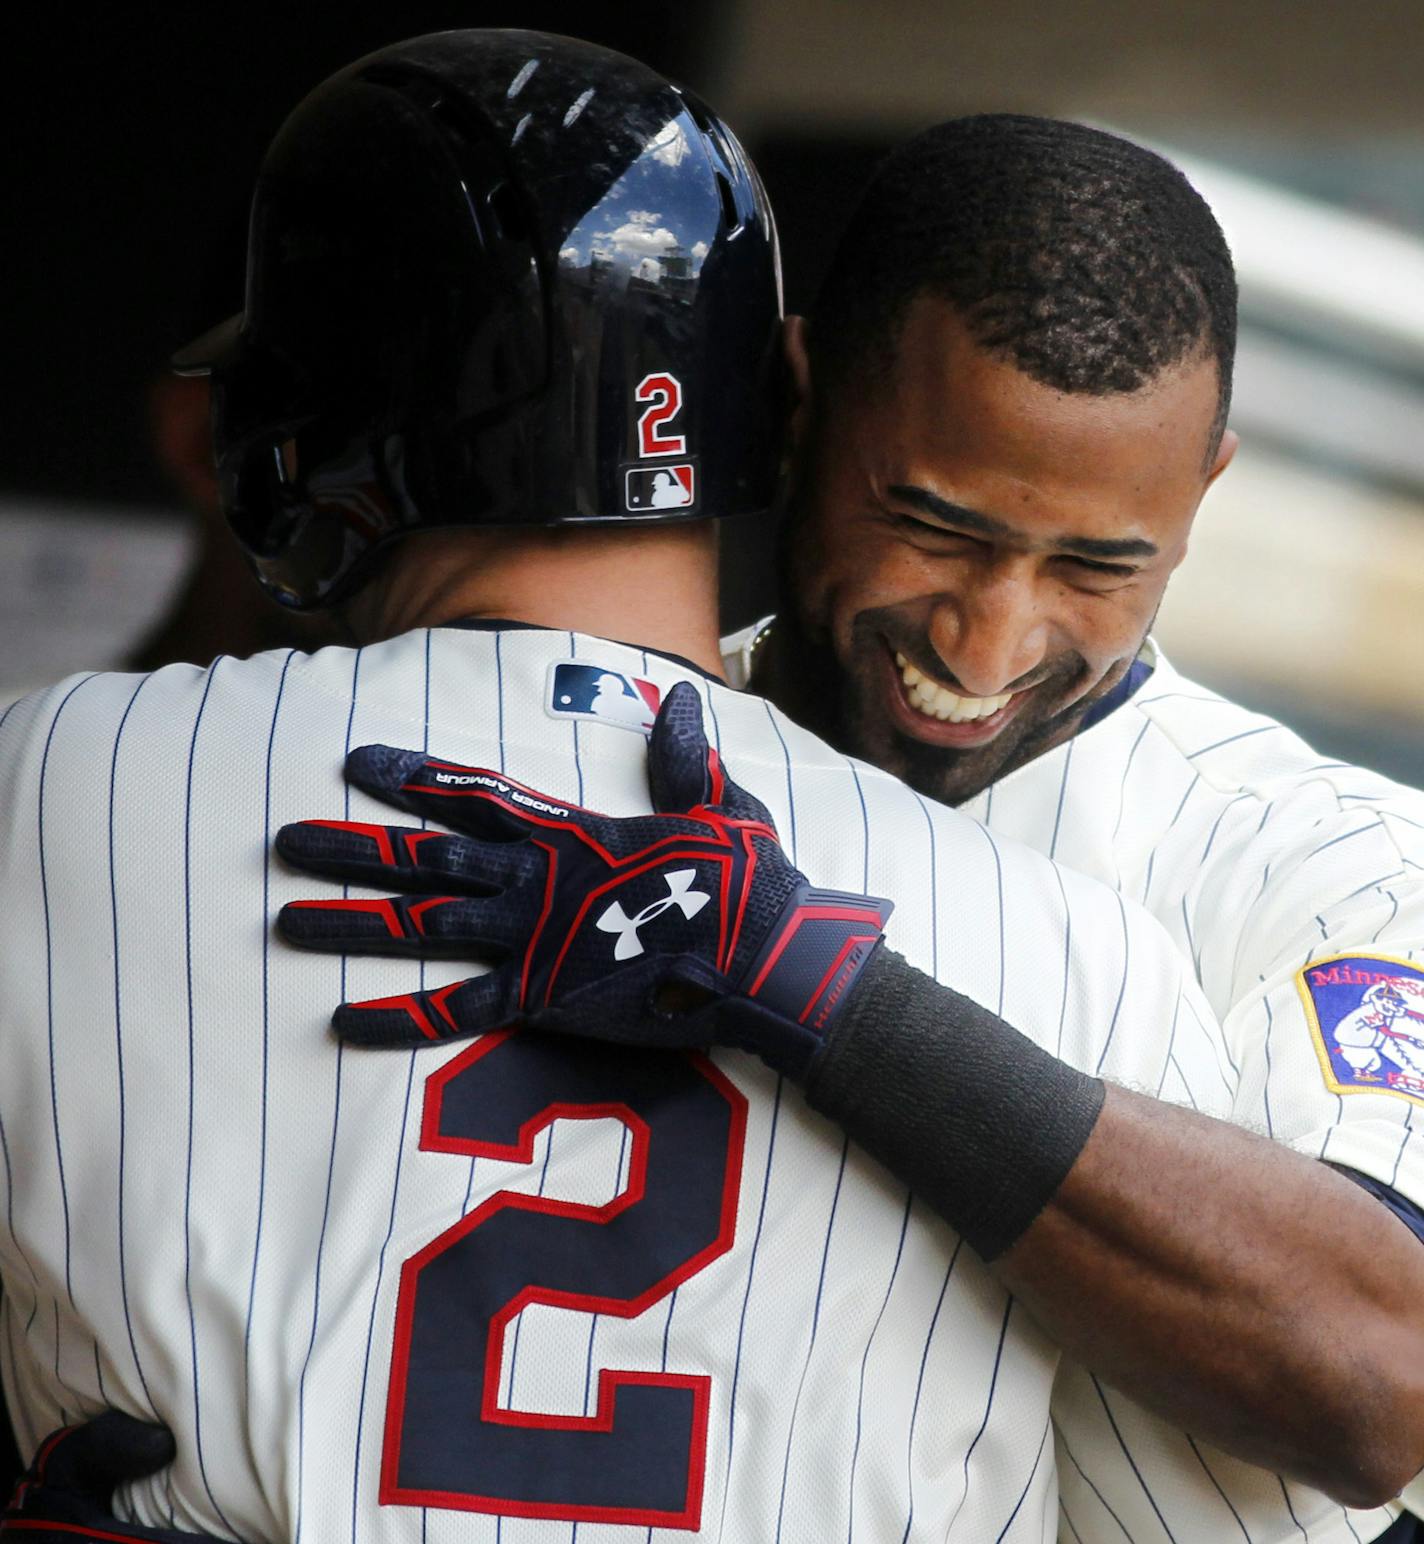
[895,651,924,688]
[895,655,1011,724]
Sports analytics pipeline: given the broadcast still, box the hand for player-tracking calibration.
[2,1412,241,1542]
[277,682,891,1079]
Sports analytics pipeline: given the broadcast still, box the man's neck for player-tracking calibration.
[747,618,839,743]
[346,523,726,679]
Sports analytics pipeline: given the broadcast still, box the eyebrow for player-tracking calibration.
[887,484,1160,561]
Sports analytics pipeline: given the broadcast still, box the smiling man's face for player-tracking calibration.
[767,295,1236,805]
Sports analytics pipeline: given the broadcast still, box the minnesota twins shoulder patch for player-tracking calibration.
[1297,952,1424,1105]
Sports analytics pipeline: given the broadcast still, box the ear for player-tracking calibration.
[1206,427,1238,490]
[1173,428,1238,572]
[782,314,813,462]
[149,373,220,517]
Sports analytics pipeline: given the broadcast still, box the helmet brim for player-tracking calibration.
[171,312,243,377]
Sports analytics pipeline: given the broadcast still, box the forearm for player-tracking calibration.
[804,949,1424,1506]
[802,947,1105,1259]
[997,1085,1424,1505]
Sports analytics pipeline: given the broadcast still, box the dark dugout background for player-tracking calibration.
[7,2,715,501]
[4,2,889,634]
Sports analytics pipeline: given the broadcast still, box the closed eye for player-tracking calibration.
[1062,555,1136,575]
[894,513,984,545]
[891,507,1142,579]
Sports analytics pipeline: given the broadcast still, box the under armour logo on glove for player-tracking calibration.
[597,869,710,959]
[276,682,892,1081]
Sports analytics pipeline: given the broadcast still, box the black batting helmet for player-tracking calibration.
[174,30,784,609]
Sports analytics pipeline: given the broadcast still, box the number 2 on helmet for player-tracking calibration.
[635,373,688,458]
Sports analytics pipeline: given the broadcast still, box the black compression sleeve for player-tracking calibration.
[803,946,1105,1261]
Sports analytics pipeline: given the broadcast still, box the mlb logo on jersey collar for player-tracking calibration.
[546,660,663,734]
[1297,952,1424,1107]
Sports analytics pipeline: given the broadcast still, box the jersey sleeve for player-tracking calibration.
[1220,808,1424,1207]
[1335,1166,1424,1247]
[929,812,1241,1117]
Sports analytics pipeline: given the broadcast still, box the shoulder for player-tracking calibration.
[0,668,158,785]
[973,648,1424,983]
[0,646,359,805]
[1061,646,1334,804]
[1131,655,1424,854]
[1005,646,1424,849]
[1119,657,1424,998]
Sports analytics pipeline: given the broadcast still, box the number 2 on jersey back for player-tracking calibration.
[381,1029,747,1528]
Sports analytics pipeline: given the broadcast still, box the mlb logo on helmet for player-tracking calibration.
[546,660,663,734]
[625,464,696,511]
[1297,952,1424,1106]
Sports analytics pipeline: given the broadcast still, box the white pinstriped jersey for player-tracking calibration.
[966,641,1424,1544]
[726,624,1418,1544]
[0,624,1231,1544]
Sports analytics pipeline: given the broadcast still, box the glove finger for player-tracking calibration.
[275,819,540,895]
[24,1413,175,1502]
[647,683,779,831]
[346,745,589,841]
[647,682,717,812]
[332,968,518,1047]
[278,892,529,958]
[720,767,779,827]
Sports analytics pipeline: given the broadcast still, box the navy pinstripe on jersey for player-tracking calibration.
[1,627,1228,1541]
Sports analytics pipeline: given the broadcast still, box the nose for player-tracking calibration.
[926,567,1051,698]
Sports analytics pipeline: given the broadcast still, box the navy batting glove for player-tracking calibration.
[277,682,892,1080]
[3,1413,243,1542]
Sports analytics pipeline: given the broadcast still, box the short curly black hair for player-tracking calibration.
[809,115,1237,454]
